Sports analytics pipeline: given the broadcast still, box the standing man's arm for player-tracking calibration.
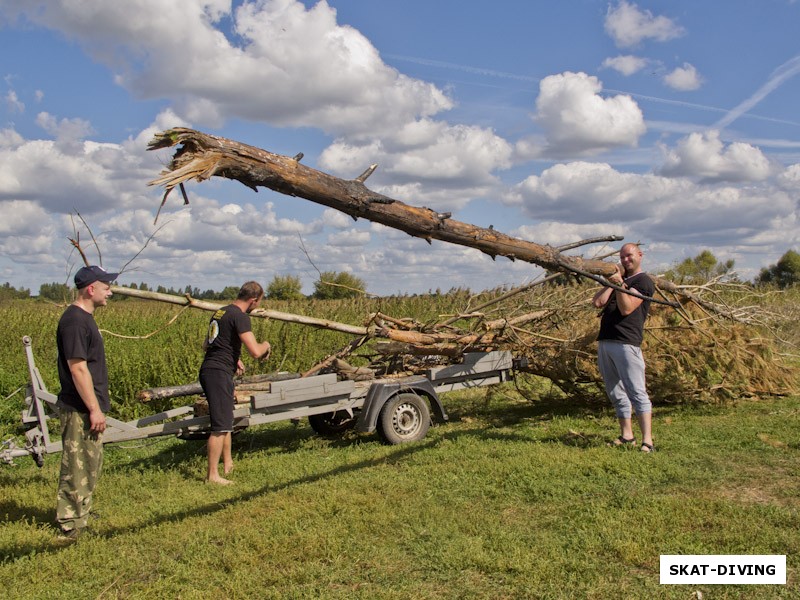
[592,266,645,316]
[67,358,106,433]
[593,264,623,309]
[614,286,644,316]
[592,286,613,308]
[240,331,271,361]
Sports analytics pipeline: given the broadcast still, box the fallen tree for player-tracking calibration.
[111,280,798,405]
[128,128,798,403]
[147,128,608,276]
[146,128,679,308]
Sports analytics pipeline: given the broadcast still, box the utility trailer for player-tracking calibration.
[2,336,517,466]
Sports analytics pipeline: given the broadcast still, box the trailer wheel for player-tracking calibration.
[308,411,357,437]
[378,393,430,444]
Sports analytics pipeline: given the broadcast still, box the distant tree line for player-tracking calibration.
[660,248,799,289]
[0,282,31,300]
[4,270,366,302]
[662,250,736,284]
[756,249,800,288]
[4,252,797,303]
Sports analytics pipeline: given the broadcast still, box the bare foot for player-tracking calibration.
[206,476,234,485]
[223,464,234,475]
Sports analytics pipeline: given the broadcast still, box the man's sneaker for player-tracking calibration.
[56,524,95,542]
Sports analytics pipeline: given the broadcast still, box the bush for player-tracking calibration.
[266,275,304,300]
[757,249,800,288]
[312,271,365,299]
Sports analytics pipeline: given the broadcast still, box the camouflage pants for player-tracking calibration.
[56,408,104,533]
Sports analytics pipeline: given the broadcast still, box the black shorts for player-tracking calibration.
[199,368,235,432]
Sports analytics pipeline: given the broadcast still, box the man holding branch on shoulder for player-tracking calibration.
[592,244,656,453]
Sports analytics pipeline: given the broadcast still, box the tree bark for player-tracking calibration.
[147,128,618,278]
[111,285,368,336]
[136,372,300,402]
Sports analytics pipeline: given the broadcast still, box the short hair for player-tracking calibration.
[237,281,264,301]
[620,243,642,254]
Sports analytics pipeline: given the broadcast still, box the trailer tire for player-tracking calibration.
[308,411,358,437]
[378,393,430,444]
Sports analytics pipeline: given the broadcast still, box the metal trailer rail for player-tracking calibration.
[2,336,515,466]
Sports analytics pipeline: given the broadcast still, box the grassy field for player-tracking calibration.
[0,388,797,598]
[0,294,797,598]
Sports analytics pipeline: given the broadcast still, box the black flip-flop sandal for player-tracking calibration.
[612,436,636,447]
[641,442,654,453]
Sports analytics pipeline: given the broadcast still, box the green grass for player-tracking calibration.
[1,388,797,599]
[1,291,798,597]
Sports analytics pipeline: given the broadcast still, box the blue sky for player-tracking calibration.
[1,0,799,295]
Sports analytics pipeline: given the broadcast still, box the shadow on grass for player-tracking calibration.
[0,392,697,561]
[0,436,441,562]
[0,499,52,530]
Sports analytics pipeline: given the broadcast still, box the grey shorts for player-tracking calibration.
[597,340,651,418]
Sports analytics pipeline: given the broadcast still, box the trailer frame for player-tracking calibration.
[2,336,515,466]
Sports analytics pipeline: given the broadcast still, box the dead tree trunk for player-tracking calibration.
[110,286,369,336]
[147,128,618,279]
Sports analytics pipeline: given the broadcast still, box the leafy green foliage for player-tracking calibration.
[266,274,304,300]
[757,249,800,288]
[218,285,240,299]
[38,282,72,302]
[663,249,734,284]
[312,271,366,299]
[0,282,30,300]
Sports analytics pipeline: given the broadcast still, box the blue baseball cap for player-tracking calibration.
[74,265,119,289]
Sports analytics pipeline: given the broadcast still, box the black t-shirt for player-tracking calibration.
[200,304,252,374]
[56,304,111,413]
[597,272,654,346]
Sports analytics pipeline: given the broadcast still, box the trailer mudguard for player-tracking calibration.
[355,377,446,434]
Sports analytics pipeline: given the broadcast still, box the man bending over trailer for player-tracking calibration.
[55,265,118,540]
[199,281,271,484]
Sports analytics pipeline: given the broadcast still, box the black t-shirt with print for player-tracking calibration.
[200,304,252,374]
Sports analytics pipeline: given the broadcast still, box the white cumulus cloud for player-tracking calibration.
[659,131,773,182]
[4,0,454,138]
[663,63,703,91]
[601,55,648,76]
[534,72,646,156]
[319,119,513,210]
[506,160,796,253]
[604,1,685,48]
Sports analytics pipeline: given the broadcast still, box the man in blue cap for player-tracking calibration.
[55,265,118,540]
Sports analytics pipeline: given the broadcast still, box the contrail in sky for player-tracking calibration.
[386,54,538,83]
[714,55,800,129]
[387,53,800,128]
